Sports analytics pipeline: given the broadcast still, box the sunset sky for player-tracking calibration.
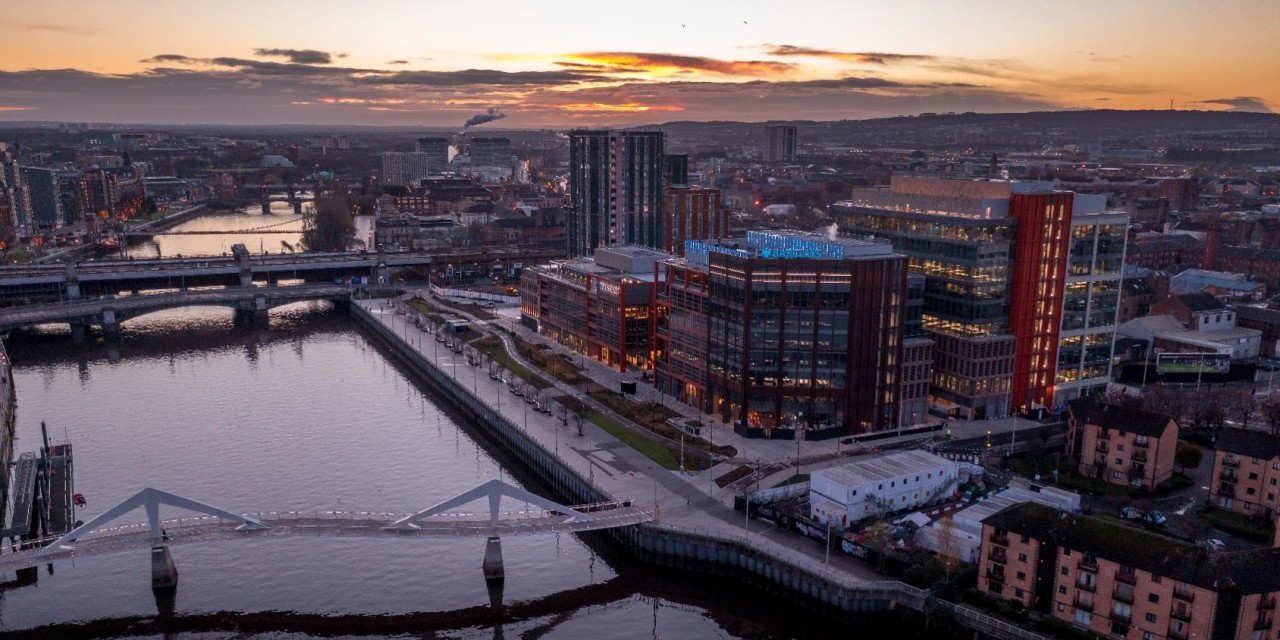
[1,0,1276,127]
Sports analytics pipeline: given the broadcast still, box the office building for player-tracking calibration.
[663,154,689,188]
[980,502,1280,640]
[834,176,1126,418]
[21,167,66,229]
[381,152,435,188]
[469,137,511,168]
[763,125,797,163]
[520,245,670,372]
[567,130,664,257]
[0,144,31,237]
[414,137,451,171]
[662,187,729,257]
[657,231,907,439]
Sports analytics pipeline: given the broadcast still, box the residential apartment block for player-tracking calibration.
[1067,397,1178,492]
[1211,429,1280,518]
[980,502,1280,640]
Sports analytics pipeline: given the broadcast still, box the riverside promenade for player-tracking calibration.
[355,300,893,580]
[354,297,1050,639]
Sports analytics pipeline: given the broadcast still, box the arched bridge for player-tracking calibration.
[0,483,651,587]
[0,283,358,337]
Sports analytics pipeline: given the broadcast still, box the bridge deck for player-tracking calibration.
[0,505,653,571]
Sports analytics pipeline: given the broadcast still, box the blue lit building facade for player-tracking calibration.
[657,231,908,439]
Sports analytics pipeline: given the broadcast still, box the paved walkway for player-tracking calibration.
[362,299,889,583]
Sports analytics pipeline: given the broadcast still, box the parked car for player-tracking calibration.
[1120,507,1143,520]
[1144,510,1167,527]
[1197,538,1227,552]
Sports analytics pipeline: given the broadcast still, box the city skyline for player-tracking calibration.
[1,0,1277,126]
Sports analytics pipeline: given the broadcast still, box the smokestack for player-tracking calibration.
[462,107,506,132]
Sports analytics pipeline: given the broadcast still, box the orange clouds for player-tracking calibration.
[561,52,794,77]
[762,44,936,65]
[557,102,685,113]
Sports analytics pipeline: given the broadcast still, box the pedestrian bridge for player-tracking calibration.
[0,484,651,579]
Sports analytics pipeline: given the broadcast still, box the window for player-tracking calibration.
[1021,534,1030,543]
[1113,602,1132,618]
[1017,571,1027,580]
[1148,593,1160,604]
[1075,610,1092,625]
[1060,585,1068,594]
[1058,602,1066,612]
[1117,444,1125,452]
[1109,621,1129,636]
[1115,458,1124,466]
[1145,613,1157,623]
[1019,553,1028,562]
[988,581,1002,594]
[1143,633,1155,640]
[1015,588,1025,598]
[1064,549,1072,556]
[1062,567,1070,576]
[1250,472,1260,480]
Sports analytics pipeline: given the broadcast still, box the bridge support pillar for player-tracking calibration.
[65,263,82,301]
[102,308,121,339]
[482,536,504,579]
[70,323,87,344]
[151,544,178,589]
[261,200,271,215]
[292,200,303,215]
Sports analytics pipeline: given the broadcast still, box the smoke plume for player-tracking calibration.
[462,107,506,131]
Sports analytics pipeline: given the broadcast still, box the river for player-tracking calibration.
[0,212,864,639]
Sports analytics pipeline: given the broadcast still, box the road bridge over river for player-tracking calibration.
[0,245,562,306]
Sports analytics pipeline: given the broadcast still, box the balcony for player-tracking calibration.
[1221,469,1240,483]
[1130,464,1147,477]
[1073,594,1095,611]
[1259,596,1276,611]
[1254,618,1272,631]
[1115,568,1138,585]
[1078,558,1099,573]
[990,533,1009,547]
[1132,449,1148,462]
[1096,441,1109,453]
[1224,456,1241,468]
[1169,627,1188,640]
[1098,429,1112,441]
[1133,437,1149,448]
[1172,608,1192,621]
[1113,588,1135,604]
[989,547,1008,563]
[1174,588,1196,603]
[985,571,1006,585]
[1095,454,1109,467]
[1219,484,1237,498]
[1113,609,1132,624]
[1076,579,1097,593]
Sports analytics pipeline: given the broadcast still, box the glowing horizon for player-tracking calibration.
[1,0,1275,127]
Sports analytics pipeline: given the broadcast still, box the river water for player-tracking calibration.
[0,212,862,639]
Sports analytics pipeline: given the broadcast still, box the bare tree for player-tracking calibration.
[1261,398,1280,436]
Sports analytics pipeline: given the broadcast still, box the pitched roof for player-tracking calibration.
[985,502,1280,594]
[1067,397,1176,438]
[1216,429,1280,461]
[1177,292,1228,312]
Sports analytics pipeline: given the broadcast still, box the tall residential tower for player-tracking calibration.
[567,130,664,257]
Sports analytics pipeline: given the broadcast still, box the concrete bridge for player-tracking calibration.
[0,283,358,341]
[0,245,562,306]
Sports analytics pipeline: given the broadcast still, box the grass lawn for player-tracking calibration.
[1200,507,1276,541]
[715,465,754,488]
[774,473,810,488]
[473,335,552,390]
[584,410,681,470]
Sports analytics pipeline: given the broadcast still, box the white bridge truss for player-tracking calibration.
[0,482,648,571]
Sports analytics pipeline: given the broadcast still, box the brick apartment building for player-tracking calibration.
[980,502,1280,640]
[1067,398,1178,492]
[1211,429,1280,519]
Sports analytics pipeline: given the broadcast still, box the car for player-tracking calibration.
[1198,538,1226,552]
[1120,506,1143,520]
[1144,510,1167,527]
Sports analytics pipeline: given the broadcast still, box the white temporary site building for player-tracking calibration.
[809,450,960,527]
